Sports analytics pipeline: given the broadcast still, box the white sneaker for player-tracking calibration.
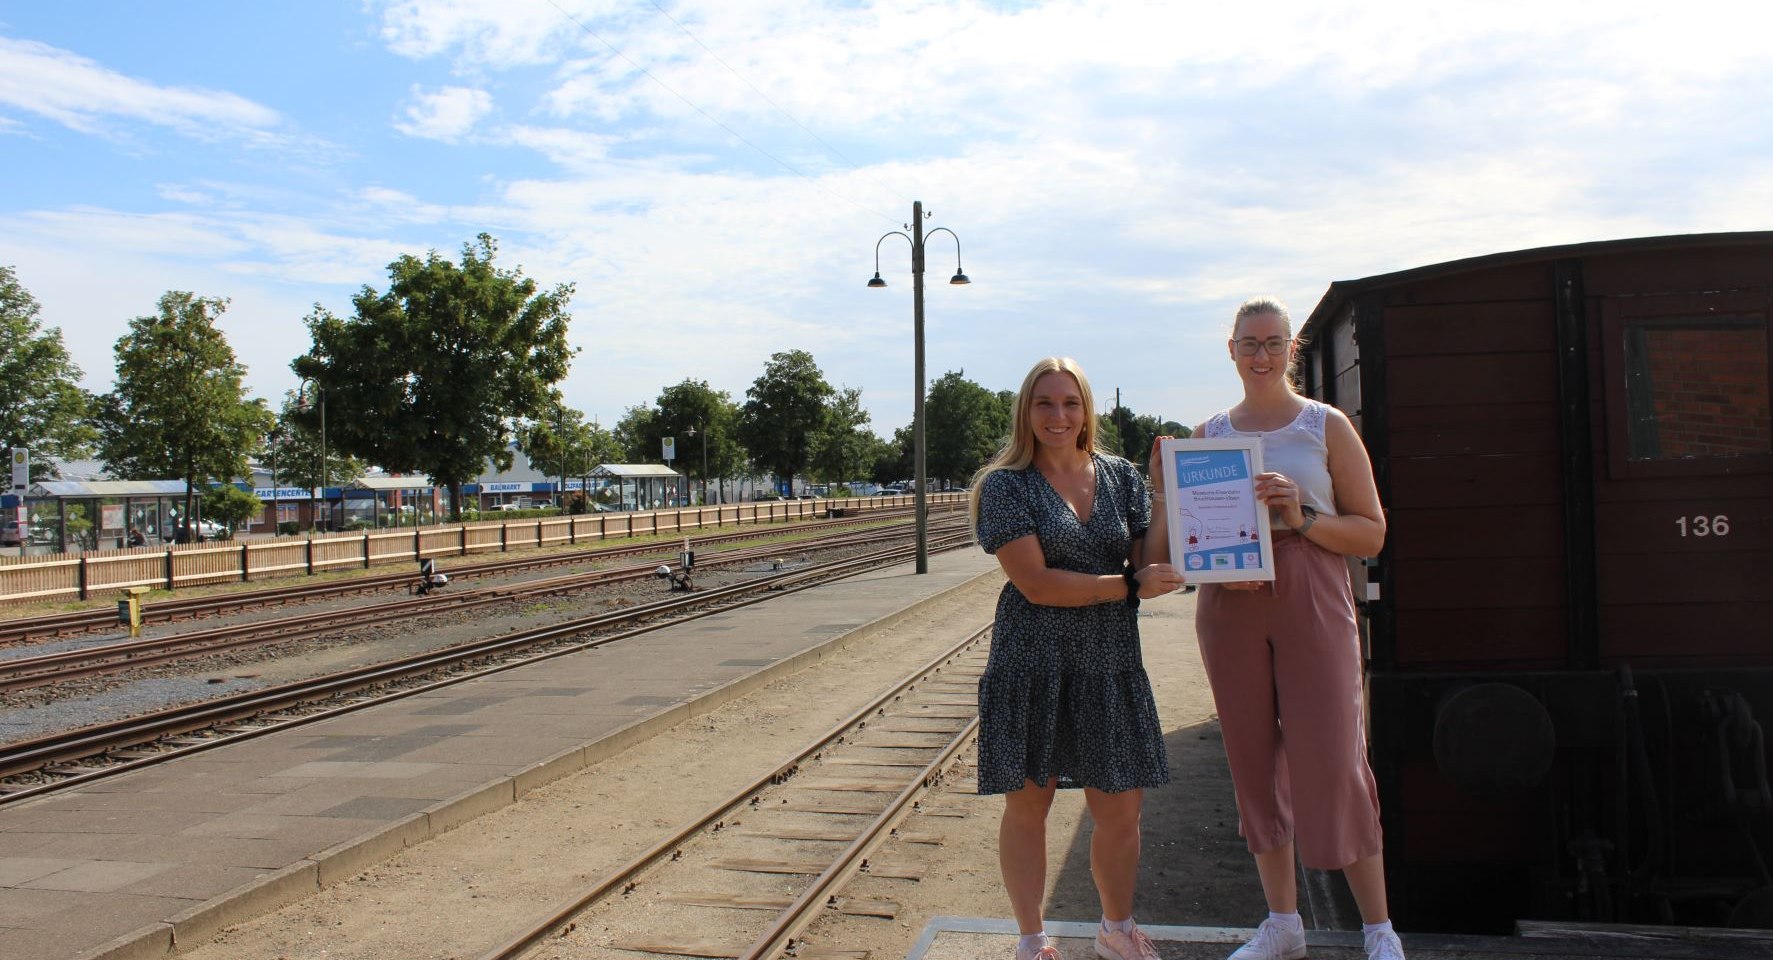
[1228,917,1307,960]
[1364,929,1405,960]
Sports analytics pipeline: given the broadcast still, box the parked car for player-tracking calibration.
[0,520,21,547]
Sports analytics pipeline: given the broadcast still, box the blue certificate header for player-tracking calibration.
[1171,450,1251,488]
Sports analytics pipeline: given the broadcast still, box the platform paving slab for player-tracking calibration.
[0,549,997,960]
[905,918,1773,960]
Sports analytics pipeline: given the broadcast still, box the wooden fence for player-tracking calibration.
[0,494,963,606]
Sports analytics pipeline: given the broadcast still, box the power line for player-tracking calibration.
[643,0,914,209]
[544,0,900,227]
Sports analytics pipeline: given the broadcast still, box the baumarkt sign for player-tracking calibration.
[8,448,25,492]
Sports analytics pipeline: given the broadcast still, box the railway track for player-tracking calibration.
[474,624,989,960]
[0,517,972,693]
[0,530,978,803]
[0,505,957,644]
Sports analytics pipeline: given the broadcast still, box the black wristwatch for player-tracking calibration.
[1123,567,1141,608]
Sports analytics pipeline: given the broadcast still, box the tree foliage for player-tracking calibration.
[202,483,263,537]
[924,370,1010,484]
[0,265,95,477]
[737,350,833,484]
[1104,407,1192,469]
[810,386,874,485]
[293,234,574,520]
[96,291,275,532]
[873,424,914,485]
[613,404,658,464]
[265,392,367,495]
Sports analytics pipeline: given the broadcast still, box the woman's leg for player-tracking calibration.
[1082,786,1144,920]
[1000,779,1059,934]
[1254,842,1299,913]
[1342,852,1390,924]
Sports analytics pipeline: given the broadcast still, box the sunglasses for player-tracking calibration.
[1232,337,1292,356]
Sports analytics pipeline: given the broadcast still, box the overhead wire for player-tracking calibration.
[543,0,902,227]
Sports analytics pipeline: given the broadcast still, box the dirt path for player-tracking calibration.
[178,579,1262,960]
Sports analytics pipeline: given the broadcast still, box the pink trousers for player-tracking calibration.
[1195,534,1383,870]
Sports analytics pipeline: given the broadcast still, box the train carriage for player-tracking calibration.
[1295,231,1773,932]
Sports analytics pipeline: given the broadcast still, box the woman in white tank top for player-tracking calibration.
[1145,297,1402,960]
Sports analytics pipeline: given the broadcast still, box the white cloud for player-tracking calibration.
[394,84,495,141]
[0,35,281,138]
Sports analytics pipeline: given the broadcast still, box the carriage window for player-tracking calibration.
[1622,315,1770,460]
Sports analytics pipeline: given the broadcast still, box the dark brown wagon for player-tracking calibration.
[1296,231,1773,932]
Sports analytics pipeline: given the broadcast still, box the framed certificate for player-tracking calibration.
[1158,437,1275,582]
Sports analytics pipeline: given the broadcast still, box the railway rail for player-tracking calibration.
[0,517,972,693]
[0,505,958,645]
[474,625,990,960]
[0,530,977,803]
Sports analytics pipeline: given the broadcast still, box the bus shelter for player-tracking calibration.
[21,479,191,552]
[586,464,684,511]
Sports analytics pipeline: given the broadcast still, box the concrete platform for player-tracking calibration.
[906,917,1773,960]
[0,549,1000,960]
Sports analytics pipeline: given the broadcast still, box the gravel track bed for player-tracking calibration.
[0,539,888,746]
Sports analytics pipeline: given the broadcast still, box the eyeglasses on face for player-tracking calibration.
[1232,337,1291,356]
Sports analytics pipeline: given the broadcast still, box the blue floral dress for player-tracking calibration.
[973,453,1170,794]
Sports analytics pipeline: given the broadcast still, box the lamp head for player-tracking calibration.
[949,270,970,285]
[867,272,887,288]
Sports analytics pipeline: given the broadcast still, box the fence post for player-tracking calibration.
[305,537,315,576]
[500,522,508,552]
[414,529,421,562]
[77,554,89,601]
[165,547,176,591]
[363,533,371,569]
[241,542,251,583]
[459,526,468,556]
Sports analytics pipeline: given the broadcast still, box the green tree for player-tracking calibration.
[0,265,96,478]
[95,292,275,538]
[810,386,874,486]
[924,370,1010,485]
[612,404,658,463]
[202,483,263,538]
[293,234,575,521]
[521,400,591,505]
[1107,405,1175,464]
[267,392,367,495]
[654,380,745,500]
[737,350,833,487]
[873,424,914,485]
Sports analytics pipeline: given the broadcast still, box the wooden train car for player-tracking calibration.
[1295,232,1773,932]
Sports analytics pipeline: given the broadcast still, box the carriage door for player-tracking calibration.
[1594,288,1772,666]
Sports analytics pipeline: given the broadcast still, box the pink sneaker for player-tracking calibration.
[1095,921,1161,960]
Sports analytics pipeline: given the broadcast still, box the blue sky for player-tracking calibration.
[3,0,1770,441]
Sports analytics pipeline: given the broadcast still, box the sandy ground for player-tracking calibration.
[177,577,1266,960]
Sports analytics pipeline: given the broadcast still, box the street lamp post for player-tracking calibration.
[297,379,327,532]
[687,423,709,505]
[868,200,969,574]
[268,426,281,535]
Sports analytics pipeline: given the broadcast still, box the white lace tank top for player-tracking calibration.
[1202,400,1338,517]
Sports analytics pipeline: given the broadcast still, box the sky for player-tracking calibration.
[3,0,1771,442]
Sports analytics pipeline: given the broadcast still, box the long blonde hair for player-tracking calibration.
[968,357,1102,524]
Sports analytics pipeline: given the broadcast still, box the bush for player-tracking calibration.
[277,521,301,536]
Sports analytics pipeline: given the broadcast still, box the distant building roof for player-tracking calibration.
[588,464,681,479]
[31,480,189,497]
[351,476,436,491]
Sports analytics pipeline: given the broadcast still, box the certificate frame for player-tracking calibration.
[1158,436,1275,583]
